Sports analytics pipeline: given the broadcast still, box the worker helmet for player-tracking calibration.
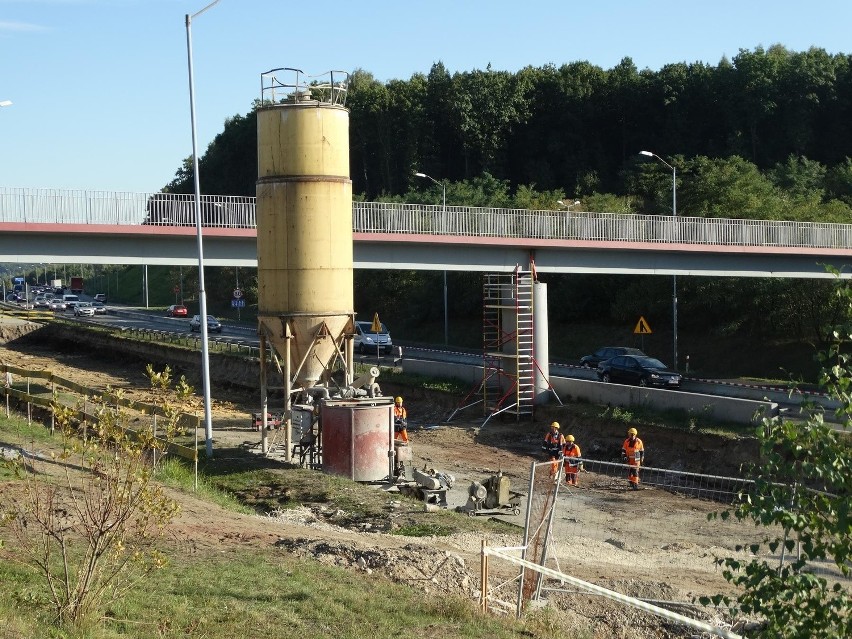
[550,421,560,430]
[566,434,575,442]
[395,396,403,404]
[627,427,638,436]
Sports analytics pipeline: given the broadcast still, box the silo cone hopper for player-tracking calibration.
[258,313,351,390]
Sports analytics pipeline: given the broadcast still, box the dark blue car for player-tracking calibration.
[580,346,645,369]
[596,355,682,388]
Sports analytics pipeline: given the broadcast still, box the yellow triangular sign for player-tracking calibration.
[633,316,652,335]
[371,312,382,333]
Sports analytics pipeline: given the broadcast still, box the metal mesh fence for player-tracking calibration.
[509,458,850,614]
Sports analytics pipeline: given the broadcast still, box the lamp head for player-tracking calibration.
[639,150,653,157]
[414,172,426,178]
[0,100,12,107]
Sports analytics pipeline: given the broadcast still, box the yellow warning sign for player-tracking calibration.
[633,316,652,335]
[371,312,382,333]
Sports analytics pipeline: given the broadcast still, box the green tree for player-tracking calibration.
[0,376,188,627]
[825,157,852,206]
[678,155,787,219]
[702,275,852,638]
[769,155,827,200]
[447,65,531,178]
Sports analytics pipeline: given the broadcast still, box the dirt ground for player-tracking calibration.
[0,331,758,638]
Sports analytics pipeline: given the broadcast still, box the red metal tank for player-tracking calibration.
[321,399,394,482]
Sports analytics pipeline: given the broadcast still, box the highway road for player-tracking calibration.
[7,300,838,420]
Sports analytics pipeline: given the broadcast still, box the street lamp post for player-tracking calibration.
[414,171,449,345]
[556,199,581,212]
[639,150,678,370]
[186,0,221,458]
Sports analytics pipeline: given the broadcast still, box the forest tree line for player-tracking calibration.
[159,45,852,353]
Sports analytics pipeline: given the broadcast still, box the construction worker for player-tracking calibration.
[622,427,645,490]
[563,434,583,486]
[393,396,408,442]
[542,421,565,478]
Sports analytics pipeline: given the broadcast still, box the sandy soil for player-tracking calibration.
[0,334,756,638]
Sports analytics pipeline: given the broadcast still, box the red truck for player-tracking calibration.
[70,277,84,294]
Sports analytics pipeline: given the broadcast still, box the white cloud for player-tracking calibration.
[0,21,48,32]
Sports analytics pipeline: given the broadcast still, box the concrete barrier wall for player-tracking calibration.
[400,358,776,425]
[17,323,775,426]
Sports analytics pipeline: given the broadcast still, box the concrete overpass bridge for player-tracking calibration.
[1,186,851,277]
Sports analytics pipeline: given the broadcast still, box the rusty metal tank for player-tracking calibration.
[321,399,394,482]
[256,69,353,387]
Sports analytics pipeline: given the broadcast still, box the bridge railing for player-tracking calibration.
[2,186,852,249]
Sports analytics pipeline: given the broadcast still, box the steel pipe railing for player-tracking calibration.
[2,186,852,250]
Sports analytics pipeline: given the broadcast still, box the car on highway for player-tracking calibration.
[166,304,188,317]
[33,296,50,308]
[73,302,96,317]
[580,346,646,369]
[48,299,66,311]
[94,293,107,302]
[189,314,222,333]
[596,354,682,388]
[91,301,107,315]
[353,320,393,354]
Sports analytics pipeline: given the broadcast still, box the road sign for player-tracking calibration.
[233,288,243,299]
[231,299,245,308]
[633,316,652,335]
[371,312,382,333]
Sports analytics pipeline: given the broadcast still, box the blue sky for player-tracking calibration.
[1,0,850,194]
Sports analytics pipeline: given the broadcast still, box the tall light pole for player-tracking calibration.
[639,150,678,370]
[186,0,221,458]
[414,171,449,345]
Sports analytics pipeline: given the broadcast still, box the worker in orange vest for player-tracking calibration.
[393,396,408,442]
[542,421,565,478]
[563,434,583,486]
[621,427,645,490]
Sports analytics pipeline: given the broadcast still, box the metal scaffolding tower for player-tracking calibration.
[449,267,536,425]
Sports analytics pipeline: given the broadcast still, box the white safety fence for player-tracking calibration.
[479,459,849,634]
[481,544,743,639]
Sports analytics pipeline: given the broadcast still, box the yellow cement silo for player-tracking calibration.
[256,70,353,390]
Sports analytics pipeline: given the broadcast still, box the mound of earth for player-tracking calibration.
[0,325,761,638]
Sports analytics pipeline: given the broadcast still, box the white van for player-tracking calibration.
[353,320,393,354]
[62,294,79,311]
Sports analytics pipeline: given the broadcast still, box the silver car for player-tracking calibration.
[73,302,95,317]
[189,314,222,333]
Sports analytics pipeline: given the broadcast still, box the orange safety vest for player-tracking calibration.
[563,443,582,469]
[622,436,644,466]
[544,431,565,457]
[394,405,408,442]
